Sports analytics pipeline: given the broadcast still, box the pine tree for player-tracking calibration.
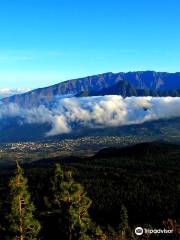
[118,204,128,238]
[51,164,105,240]
[7,160,41,240]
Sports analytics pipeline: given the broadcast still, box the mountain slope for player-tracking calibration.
[94,141,177,158]
[76,80,137,97]
[2,71,180,107]
[2,72,119,107]
[76,81,180,97]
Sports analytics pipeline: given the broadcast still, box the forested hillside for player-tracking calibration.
[0,142,179,239]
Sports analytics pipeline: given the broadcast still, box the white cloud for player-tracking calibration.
[0,96,180,136]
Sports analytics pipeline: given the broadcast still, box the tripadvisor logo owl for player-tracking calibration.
[135,226,174,235]
[135,227,144,235]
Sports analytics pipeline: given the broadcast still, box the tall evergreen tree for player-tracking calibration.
[51,164,106,240]
[7,160,41,240]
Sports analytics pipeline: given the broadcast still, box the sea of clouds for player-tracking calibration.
[0,95,180,136]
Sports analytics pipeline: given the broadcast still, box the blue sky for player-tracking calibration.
[0,0,180,90]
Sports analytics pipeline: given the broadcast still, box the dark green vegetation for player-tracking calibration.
[50,164,106,239]
[7,161,41,239]
[2,71,180,107]
[0,141,180,239]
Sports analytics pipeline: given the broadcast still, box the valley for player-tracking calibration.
[0,71,180,239]
[0,135,152,168]
[1,115,180,168]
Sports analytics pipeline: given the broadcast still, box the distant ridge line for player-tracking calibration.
[2,70,180,107]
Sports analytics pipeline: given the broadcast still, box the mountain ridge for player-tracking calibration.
[76,80,180,97]
[1,71,180,107]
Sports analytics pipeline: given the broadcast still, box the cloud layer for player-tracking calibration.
[0,95,180,136]
[0,88,30,99]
